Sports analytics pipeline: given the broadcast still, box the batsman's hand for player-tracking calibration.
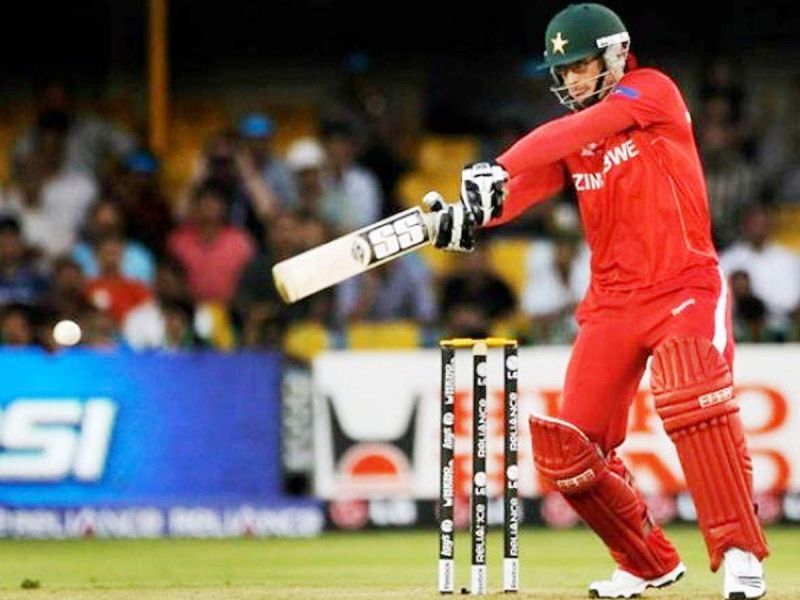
[461,161,508,226]
[422,191,476,252]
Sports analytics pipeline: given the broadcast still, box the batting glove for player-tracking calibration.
[423,191,477,252]
[460,161,508,226]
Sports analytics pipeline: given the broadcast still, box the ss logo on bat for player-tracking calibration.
[365,213,427,261]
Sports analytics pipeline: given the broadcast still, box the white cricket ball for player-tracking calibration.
[53,319,82,346]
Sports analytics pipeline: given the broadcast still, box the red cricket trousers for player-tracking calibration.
[559,265,733,452]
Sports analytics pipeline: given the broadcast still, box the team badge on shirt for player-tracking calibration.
[612,85,640,99]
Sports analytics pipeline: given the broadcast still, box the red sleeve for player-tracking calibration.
[603,68,683,129]
[487,163,566,227]
[490,70,683,226]
[496,100,636,177]
[489,98,636,226]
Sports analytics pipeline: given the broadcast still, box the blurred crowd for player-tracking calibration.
[1,60,799,354]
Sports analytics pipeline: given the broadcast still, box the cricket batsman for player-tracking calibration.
[423,3,769,598]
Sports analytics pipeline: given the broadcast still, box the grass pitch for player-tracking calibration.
[0,525,797,599]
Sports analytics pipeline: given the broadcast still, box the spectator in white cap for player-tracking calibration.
[286,137,329,215]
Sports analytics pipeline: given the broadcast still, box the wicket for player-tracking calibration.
[438,337,520,595]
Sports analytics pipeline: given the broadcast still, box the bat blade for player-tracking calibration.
[272,207,436,303]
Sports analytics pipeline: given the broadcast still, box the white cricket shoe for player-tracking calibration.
[588,562,686,598]
[723,548,766,599]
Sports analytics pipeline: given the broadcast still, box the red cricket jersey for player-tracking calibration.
[495,67,718,293]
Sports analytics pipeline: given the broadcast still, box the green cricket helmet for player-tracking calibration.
[543,3,630,110]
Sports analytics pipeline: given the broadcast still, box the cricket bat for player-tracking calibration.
[272,206,437,304]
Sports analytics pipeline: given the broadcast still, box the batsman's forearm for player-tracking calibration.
[486,162,566,228]
[497,100,635,177]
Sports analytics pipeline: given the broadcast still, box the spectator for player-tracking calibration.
[358,111,411,219]
[125,297,201,351]
[698,57,755,158]
[176,130,281,243]
[319,120,383,232]
[285,137,329,215]
[0,304,36,346]
[168,182,255,304]
[1,117,97,260]
[39,256,92,320]
[439,244,516,339]
[12,74,135,178]
[720,204,800,340]
[0,217,48,306]
[235,209,332,348]
[106,150,174,255]
[729,270,771,342]
[237,112,298,208]
[521,233,590,343]
[759,76,800,204]
[79,307,122,348]
[161,300,202,350]
[150,258,191,305]
[332,70,412,218]
[73,200,156,283]
[335,253,437,325]
[698,96,763,249]
[84,233,152,324]
[123,260,203,350]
